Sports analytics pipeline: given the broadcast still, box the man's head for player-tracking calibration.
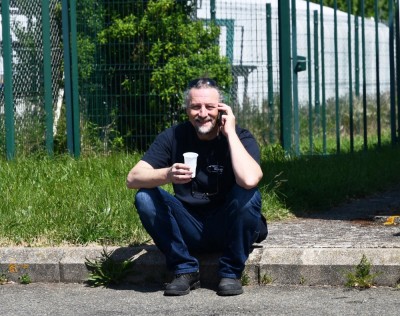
[184,78,223,140]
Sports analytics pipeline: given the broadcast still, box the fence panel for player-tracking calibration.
[75,0,396,156]
[1,0,398,158]
[0,0,63,158]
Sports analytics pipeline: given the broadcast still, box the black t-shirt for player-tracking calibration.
[141,121,261,208]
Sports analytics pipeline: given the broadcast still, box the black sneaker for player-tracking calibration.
[164,272,200,296]
[217,278,243,296]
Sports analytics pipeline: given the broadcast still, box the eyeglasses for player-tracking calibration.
[191,164,223,200]
[188,78,217,89]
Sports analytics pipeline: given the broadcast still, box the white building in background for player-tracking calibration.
[0,7,29,78]
[0,7,36,115]
[197,0,391,106]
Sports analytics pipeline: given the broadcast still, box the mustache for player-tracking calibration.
[194,117,213,123]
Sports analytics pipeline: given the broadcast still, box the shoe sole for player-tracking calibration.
[164,281,201,296]
[217,288,244,296]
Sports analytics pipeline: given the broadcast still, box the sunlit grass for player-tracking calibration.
[1,140,400,246]
[0,153,148,246]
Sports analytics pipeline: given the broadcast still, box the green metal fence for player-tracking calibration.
[1,0,399,159]
[0,0,64,159]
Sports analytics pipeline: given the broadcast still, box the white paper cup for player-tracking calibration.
[183,152,198,178]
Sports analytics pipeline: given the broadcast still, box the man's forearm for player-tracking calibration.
[227,133,263,189]
[126,165,171,189]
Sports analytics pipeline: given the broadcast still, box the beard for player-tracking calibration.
[194,119,217,135]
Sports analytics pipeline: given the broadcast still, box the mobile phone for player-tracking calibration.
[217,110,226,126]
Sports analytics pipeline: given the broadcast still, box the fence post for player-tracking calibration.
[360,0,368,151]
[374,0,381,147]
[62,0,74,155]
[70,0,80,156]
[347,0,354,152]
[266,3,274,144]
[354,15,360,98]
[278,0,292,153]
[334,0,341,153]
[320,0,327,154]
[291,0,300,155]
[1,0,15,160]
[307,1,313,154]
[314,11,320,137]
[395,0,400,142]
[62,0,80,157]
[389,0,397,145]
[42,0,54,156]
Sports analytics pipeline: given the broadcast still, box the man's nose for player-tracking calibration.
[198,105,208,116]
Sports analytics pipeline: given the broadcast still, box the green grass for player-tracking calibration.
[1,143,400,247]
[260,143,400,216]
[0,153,149,246]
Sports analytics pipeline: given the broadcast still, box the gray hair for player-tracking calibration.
[183,78,223,108]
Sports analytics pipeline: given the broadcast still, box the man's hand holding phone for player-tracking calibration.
[217,104,235,136]
[217,110,226,126]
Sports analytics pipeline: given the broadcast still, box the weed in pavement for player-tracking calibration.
[18,273,32,285]
[0,271,8,285]
[345,254,381,289]
[85,247,136,287]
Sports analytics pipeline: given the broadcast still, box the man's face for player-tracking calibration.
[186,87,220,140]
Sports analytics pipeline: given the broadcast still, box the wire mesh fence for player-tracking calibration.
[75,0,397,156]
[0,0,398,158]
[76,0,234,154]
[75,0,281,154]
[0,0,64,157]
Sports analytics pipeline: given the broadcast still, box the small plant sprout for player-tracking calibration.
[0,271,9,285]
[394,278,400,290]
[85,247,136,287]
[260,274,273,285]
[18,274,32,285]
[241,272,250,286]
[345,254,381,289]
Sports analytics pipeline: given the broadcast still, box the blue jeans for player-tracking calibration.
[134,184,262,279]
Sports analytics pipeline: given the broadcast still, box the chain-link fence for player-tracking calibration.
[1,0,398,158]
[0,0,63,158]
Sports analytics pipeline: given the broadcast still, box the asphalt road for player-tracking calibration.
[1,282,400,316]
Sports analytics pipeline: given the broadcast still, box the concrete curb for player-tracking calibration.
[1,246,400,287]
[259,248,400,286]
[4,185,400,287]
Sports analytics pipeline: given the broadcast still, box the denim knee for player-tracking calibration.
[134,188,161,224]
[227,185,262,218]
